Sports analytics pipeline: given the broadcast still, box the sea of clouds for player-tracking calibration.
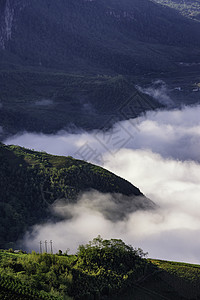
[4,104,200,263]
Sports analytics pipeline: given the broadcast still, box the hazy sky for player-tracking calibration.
[4,104,200,263]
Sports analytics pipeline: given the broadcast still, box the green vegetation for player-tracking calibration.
[0,143,144,249]
[151,259,200,285]
[0,238,200,300]
[112,259,200,299]
[0,237,148,300]
[144,259,200,299]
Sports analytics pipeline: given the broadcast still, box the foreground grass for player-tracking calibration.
[150,259,200,284]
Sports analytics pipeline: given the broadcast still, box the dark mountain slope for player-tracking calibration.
[0,72,161,137]
[0,143,154,248]
[1,0,200,74]
[1,0,200,135]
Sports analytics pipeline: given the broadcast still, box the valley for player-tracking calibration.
[0,0,200,137]
[1,0,200,299]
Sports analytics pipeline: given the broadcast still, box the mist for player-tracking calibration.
[34,99,54,106]
[22,150,200,263]
[4,104,200,263]
[136,80,174,106]
[23,190,155,254]
[5,105,200,162]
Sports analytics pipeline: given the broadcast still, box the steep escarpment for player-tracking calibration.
[1,0,200,73]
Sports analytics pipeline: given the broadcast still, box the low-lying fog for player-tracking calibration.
[4,104,200,264]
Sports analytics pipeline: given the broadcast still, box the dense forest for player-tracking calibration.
[0,72,161,136]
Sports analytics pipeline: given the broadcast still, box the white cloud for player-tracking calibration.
[5,105,200,162]
[5,105,200,263]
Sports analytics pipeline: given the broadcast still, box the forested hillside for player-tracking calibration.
[0,143,153,249]
[0,72,161,136]
[1,0,200,74]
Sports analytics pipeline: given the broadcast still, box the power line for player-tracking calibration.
[45,240,47,253]
[39,240,53,254]
[39,241,42,254]
[50,240,53,254]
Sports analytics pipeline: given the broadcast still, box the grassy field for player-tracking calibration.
[112,259,200,300]
[150,259,200,285]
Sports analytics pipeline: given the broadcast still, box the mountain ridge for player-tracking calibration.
[0,143,154,249]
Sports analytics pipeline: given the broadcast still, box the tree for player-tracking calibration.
[77,235,147,272]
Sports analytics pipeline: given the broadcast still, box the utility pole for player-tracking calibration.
[44,240,48,253]
[50,240,53,254]
[39,241,42,254]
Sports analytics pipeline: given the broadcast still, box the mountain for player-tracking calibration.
[1,0,200,74]
[0,143,154,249]
[0,0,200,136]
